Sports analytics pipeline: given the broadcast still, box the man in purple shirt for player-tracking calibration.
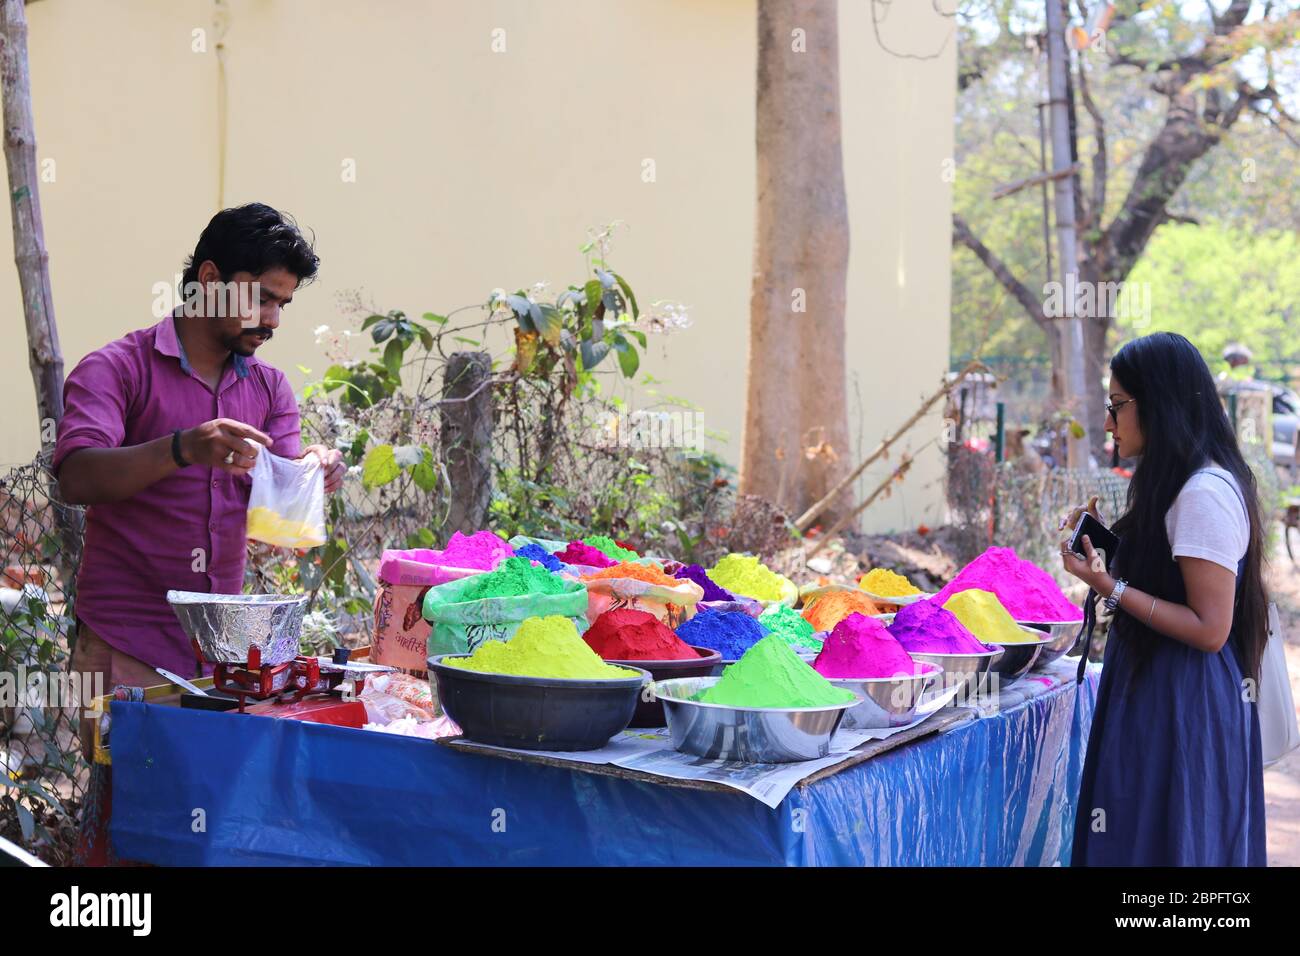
[54,204,344,739]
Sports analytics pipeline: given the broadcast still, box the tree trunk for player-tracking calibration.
[742,0,851,526]
[1,0,64,445]
[440,352,493,536]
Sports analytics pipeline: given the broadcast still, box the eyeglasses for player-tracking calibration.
[1105,398,1136,420]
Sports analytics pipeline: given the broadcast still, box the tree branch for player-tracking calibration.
[1100,88,1227,279]
[952,213,1046,329]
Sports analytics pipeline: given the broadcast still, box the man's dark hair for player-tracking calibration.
[180,202,319,290]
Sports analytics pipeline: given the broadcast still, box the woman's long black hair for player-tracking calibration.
[1109,332,1269,684]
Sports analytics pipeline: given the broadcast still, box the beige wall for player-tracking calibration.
[1,0,953,533]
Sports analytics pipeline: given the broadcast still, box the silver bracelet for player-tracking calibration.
[1146,596,1157,626]
[1104,578,1127,611]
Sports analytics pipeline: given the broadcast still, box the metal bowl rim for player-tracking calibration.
[904,647,1001,659]
[166,590,307,607]
[603,645,723,668]
[1013,618,1084,627]
[821,661,945,685]
[652,675,862,713]
[978,623,1059,648]
[428,654,649,687]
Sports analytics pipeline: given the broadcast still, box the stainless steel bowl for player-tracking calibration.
[907,648,1002,702]
[652,676,859,763]
[826,661,943,729]
[1016,619,1084,668]
[986,626,1055,683]
[167,590,307,666]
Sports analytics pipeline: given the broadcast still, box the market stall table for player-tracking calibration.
[108,663,1100,866]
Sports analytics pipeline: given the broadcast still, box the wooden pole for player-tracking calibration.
[440,352,494,535]
[1,0,64,444]
[793,360,987,533]
[1044,0,1089,470]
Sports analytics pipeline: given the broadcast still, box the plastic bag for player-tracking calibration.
[358,672,438,723]
[246,449,326,548]
[582,576,704,628]
[1261,601,1300,766]
[421,575,589,656]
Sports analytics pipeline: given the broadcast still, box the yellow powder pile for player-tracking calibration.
[801,590,881,632]
[442,615,640,678]
[859,568,921,598]
[708,553,789,602]
[246,506,326,549]
[941,589,1036,644]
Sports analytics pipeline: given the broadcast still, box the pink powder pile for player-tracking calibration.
[813,613,920,679]
[554,541,617,568]
[931,546,1082,622]
[429,531,514,570]
[887,599,994,655]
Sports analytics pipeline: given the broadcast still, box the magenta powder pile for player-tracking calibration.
[887,599,994,655]
[813,613,919,679]
[931,546,1082,622]
[428,530,514,570]
[554,540,617,568]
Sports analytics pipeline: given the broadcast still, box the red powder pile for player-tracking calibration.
[582,561,680,587]
[583,609,700,661]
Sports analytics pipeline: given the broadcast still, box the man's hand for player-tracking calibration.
[179,419,271,475]
[302,445,345,494]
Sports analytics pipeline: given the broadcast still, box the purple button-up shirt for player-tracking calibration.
[53,316,300,675]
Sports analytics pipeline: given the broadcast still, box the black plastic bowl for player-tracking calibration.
[427,654,649,751]
[602,645,723,727]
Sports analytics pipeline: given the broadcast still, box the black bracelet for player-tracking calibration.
[171,429,191,468]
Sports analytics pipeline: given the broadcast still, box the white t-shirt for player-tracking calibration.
[1164,465,1250,574]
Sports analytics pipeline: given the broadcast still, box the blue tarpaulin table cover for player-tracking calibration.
[110,672,1099,866]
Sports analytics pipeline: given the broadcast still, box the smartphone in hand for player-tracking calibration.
[1069,511,1120,565]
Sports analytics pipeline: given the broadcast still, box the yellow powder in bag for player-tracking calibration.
[246,506,326,549]
[941,588,1036,643]
[859,567,922,597]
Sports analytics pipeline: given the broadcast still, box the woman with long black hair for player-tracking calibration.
[1062,331,1268,866]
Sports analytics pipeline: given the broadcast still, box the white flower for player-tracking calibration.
[313,324,332,345]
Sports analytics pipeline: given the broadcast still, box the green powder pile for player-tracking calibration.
[459,556,570,601]
[581,535,639,562]
[694,635,855,708]
[758,603,822,651]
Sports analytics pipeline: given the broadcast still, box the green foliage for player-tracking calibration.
[495,263,646,393]
[1123,224,1300,376]
[952,1,1300,367]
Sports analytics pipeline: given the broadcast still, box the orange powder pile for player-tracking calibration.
[802,590,882,632]
[582,561,680,587]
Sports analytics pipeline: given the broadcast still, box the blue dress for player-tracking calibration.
[1072,556,1267,865]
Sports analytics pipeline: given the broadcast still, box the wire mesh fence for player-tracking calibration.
[0,459,86,864]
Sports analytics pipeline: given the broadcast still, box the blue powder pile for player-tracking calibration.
[673,564,735,603]
[675,609,768,661]
[515,543,564,573]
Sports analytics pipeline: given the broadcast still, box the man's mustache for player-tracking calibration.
[241,327,274,340]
